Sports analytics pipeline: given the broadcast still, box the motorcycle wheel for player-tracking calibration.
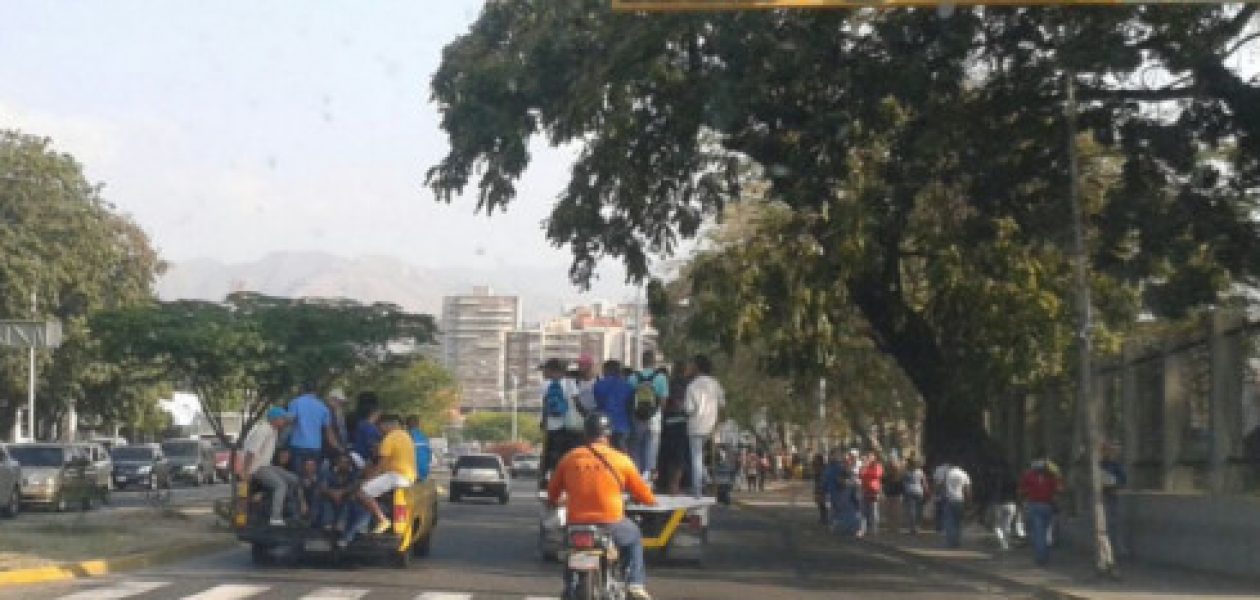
[569,571,597,600]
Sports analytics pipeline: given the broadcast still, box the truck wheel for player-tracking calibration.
[391,547,412,568]
[250,543,274,566]
[411,524,432,557]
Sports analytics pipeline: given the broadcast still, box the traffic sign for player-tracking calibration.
[613,0,1233,10]
[0,320,63,348]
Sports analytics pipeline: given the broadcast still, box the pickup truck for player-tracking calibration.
[232,477,438,567]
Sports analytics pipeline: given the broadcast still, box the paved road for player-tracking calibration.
[3,479,1032,600]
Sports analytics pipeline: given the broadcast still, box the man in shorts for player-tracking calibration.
[349,414,416,536]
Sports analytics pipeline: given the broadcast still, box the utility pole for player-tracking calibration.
[510,373,519,443]
[28,291,36,442]
[1064,68,1116,575]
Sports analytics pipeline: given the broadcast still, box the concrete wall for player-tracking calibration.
[1061,491,1260,580]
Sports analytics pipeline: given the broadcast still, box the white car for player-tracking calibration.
[449,453,510,504]
[511,453,540,477]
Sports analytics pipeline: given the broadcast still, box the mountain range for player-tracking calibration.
[156,252,639,324]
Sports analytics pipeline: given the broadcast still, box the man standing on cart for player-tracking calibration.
[540,358,583,487]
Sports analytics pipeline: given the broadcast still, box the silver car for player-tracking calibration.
[0,445,20,518]
[449,453,510,504]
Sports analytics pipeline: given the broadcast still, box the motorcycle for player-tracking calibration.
[563,524,626,600]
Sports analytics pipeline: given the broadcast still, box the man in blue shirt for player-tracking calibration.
[352,407,383,468]
[287,382,343,470]
[594,360,635,451]
[406,415,432,482]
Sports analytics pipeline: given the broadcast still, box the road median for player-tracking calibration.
[0,504,234,587]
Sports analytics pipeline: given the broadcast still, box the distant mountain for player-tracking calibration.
[156,252,638,323]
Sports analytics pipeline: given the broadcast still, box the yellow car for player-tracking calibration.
[233,476,438,568]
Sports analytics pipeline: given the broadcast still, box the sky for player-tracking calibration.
[0,1,638,292]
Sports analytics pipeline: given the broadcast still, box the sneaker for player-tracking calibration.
[627,585,652,600]
[371,519,392,534]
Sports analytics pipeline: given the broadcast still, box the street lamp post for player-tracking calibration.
[510,373,519,443]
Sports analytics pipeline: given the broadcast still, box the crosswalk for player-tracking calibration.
[46,580,562,600]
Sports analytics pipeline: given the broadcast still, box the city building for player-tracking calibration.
[441,286,521,412]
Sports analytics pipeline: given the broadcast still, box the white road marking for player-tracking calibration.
[415,593,473,600]
[59,581,169,600]
[181,583,271,599]
[301,588,370,600]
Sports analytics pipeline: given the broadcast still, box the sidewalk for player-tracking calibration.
[733,480,1260,600]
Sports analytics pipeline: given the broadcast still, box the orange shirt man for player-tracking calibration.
[547,412,657,600]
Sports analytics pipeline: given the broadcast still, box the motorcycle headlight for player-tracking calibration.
[137,465,152,474]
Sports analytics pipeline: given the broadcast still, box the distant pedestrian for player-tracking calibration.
[901,458,928,534]
[743,451,760,492]
[683,354,725,497]
[858,451,884,537]
[1019,459,1061,565]
[811,454,827,525]
[931,460,951,533]
[757,453,769,491]
[939,461,971,548]
[1100,442,1127,556]
[989,461,1020,551]
[540,358,583,485]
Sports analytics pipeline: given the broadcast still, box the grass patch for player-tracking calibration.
[0,508,223,570]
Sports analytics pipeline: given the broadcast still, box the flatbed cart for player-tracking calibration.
[539,493,715,565]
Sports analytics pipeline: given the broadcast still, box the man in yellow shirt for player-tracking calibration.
[354,413,416,534]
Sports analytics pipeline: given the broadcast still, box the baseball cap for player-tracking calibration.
[265,406,287,421]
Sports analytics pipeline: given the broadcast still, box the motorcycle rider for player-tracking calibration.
[547,412,657,600]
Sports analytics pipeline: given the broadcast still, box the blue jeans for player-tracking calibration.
[903,493,924,532]
[609,518,646,586]
[688,435,707,497]
[317,497,351,529]
[289,447,321,472]
[942,500,964,548]
[340,503,372,544]
[629,425,661,476]
[1026,501,1054,564]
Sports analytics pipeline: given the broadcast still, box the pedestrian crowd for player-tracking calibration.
[236,383,433,549]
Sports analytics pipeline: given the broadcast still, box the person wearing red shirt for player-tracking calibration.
[1019,460,1061,565]
[858,451,884,537]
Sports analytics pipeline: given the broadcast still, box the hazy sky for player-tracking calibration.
[0,1,639,290]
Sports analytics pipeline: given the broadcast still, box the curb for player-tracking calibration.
[731,497,1089,600]
[0,539,235,587]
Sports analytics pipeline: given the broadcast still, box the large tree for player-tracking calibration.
[0,130,163,437]
[428,3,1260,462]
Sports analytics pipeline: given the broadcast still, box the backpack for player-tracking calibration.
[632,370,663,421]
[545,379,569,418]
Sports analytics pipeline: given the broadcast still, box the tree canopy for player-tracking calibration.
[429,3,1260,458]
[0,130,163,437]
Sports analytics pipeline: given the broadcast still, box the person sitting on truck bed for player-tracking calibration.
[237,407,301,527]
[297,457,321,524]
[316,453,359,532]
[348,413,416,537]
[406,415,432,482]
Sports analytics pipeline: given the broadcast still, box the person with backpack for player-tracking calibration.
[683,354,725,497]
[540,358,582,487]
[593,359,635,450]
[628,350,668,478]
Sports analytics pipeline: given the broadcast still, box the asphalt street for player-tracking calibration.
[2,478,1034,600]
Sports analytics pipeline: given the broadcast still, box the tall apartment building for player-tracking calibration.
[441,286,521,412]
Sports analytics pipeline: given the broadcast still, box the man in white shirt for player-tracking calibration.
[540,358,583,485]
[940,462,971,548]
[684,354,725,498]
[236,407,300,526]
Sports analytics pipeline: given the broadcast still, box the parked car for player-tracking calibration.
[510,453,540,477]
[449,453,510,504]
[162,439,216,485]
[0,444,21,518]
[75,442,113,501]
[7,443,99,511]
[111,443,172,490]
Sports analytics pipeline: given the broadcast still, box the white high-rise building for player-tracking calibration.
[441,286,521,412]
